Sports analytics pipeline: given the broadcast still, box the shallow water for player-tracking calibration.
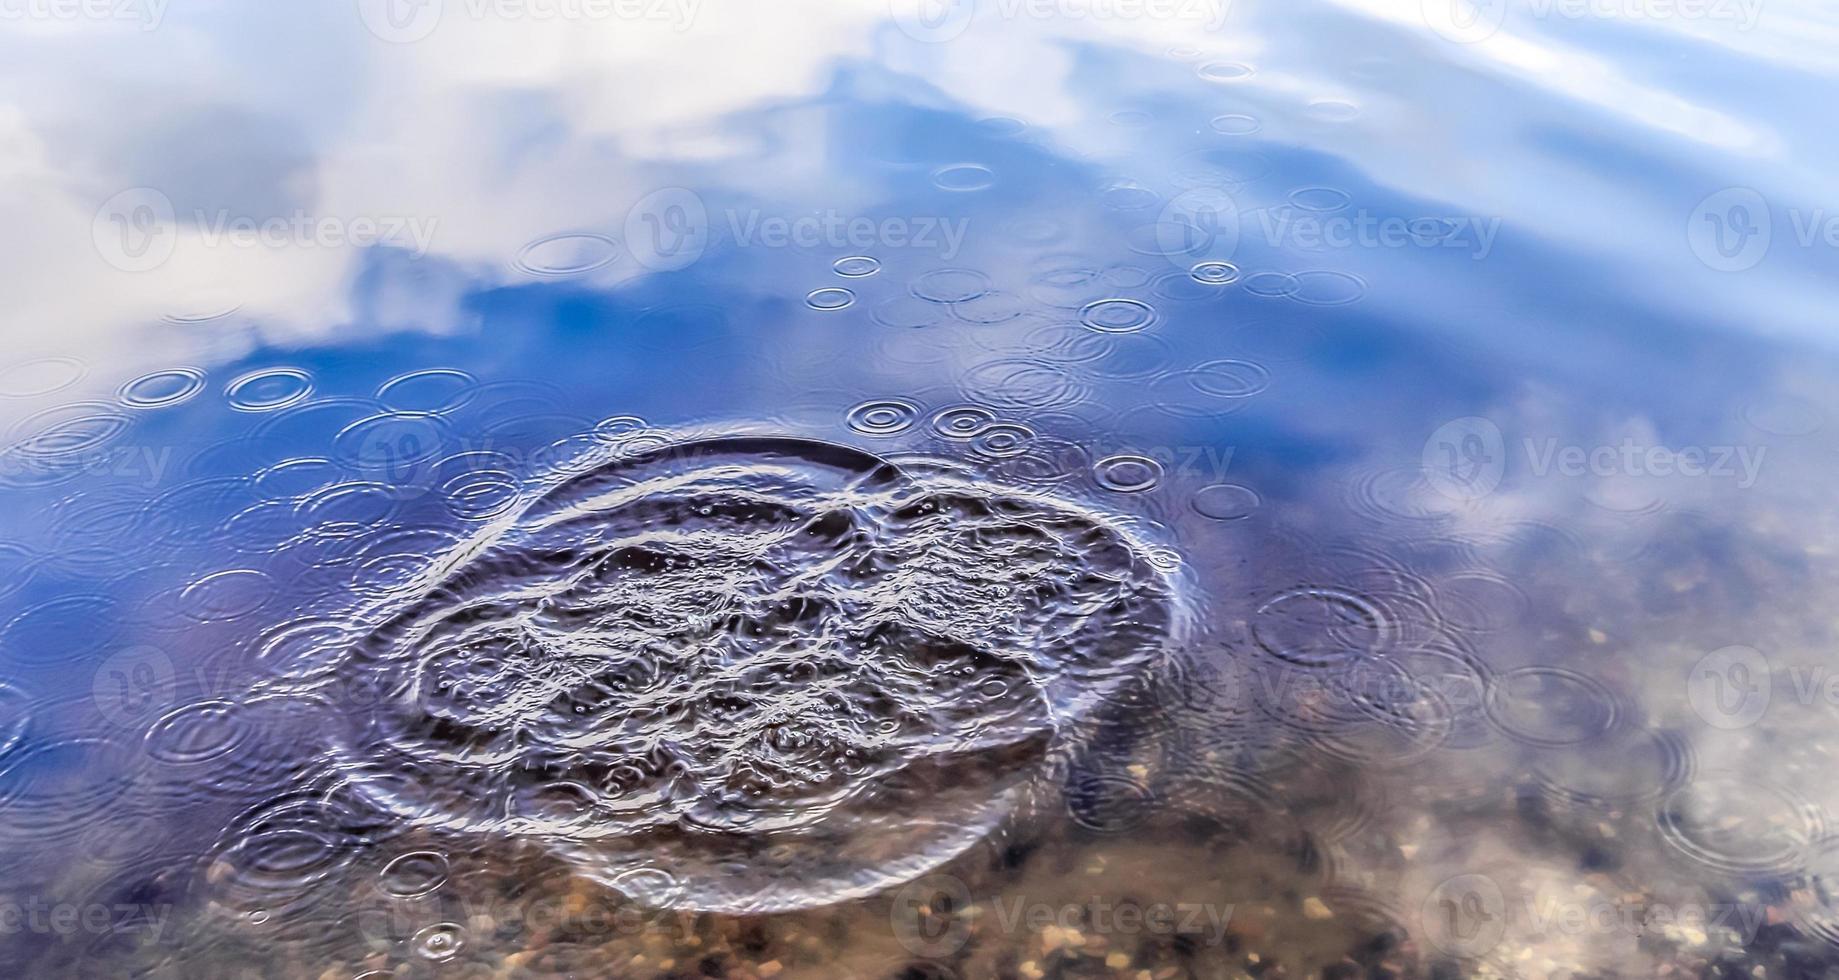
[5,1,1839,977]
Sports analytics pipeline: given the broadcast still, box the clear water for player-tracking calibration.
[3,1,1839,977]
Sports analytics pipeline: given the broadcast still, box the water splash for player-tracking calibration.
[289,432,1181,912]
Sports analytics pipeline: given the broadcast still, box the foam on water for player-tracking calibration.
[293,432,1181,912]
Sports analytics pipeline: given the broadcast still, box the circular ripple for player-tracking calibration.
[931,405,997,439]
[872,296,944,329]
[806,287,855,311]
[912,269,991,304]
[1242,271,1300,298]
[3,594,116,665]
[413,922,467,961]
[203,794,383,921]
[312,435,1181,914]
[145,699,253,765]
[968,423,1035,459]
[932,164,996,191]
[845,399,921,436]
[378,369,477,415]
[1291,270,1367,306]
[961,359,1088,412]
[1252,588,1392,667]
[1485,667,1619,747]
[227,369,314,412]
[120,368,206,409]
[1078,298,1157,333]
[1190,261,1240,285]
[1289,187,1351,212]
[1093,454,1164,493]
[833,255,881,278]
[1659,773,1820,877]
[1192,483,1261,521]
[514,233,619,277]
[1198,61,1254,81]
[1209,114,1261,135]
[379,851,450,898]
[0,683,31,760]
[1308,100,1361,121]
[0,737,139,840]
[0,357,84,398]
[1190,359,1271,398]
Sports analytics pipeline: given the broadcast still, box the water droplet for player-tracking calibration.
[846,399,921,436]
[1078,298,1157,333]
[931,405,997,439]
[1190,261,1240,284]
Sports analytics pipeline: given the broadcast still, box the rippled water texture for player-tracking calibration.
[8,1,1839,977]
[307,434,1178,911]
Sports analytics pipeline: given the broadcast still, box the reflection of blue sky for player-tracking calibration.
[6,7,1839,969]
[0,1,1837,754]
